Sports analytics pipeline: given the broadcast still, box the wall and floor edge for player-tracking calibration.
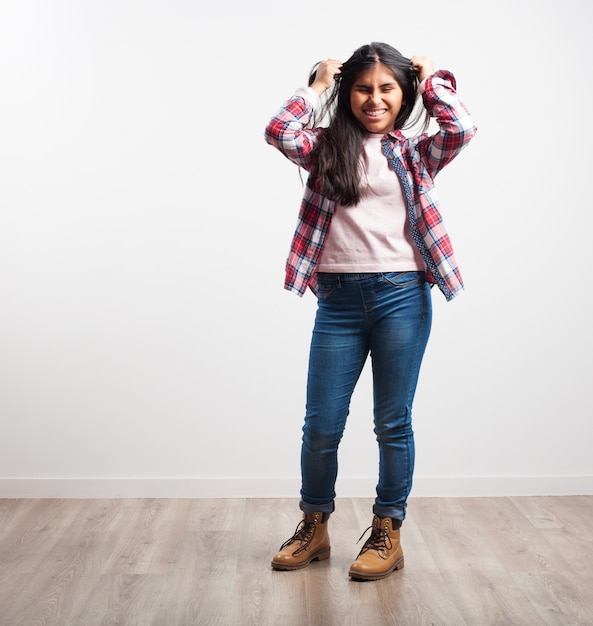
[0,476,592,499]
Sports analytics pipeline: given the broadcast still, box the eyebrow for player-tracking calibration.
[353,81,398,89]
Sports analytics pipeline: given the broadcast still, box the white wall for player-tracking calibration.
[1,0,592,498]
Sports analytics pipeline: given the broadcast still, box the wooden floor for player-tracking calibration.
[1,496,593,625]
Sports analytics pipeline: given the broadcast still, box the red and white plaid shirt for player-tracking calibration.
[264,70,477,301]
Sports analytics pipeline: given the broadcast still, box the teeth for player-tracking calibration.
[366,111,384,117]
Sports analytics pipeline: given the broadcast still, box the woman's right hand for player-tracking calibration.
[310,59,343,95]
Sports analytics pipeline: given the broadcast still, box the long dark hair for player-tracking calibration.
[308,42,429,206]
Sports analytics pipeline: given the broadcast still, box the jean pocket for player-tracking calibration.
[314,281,337,299]
[383,271,424,289]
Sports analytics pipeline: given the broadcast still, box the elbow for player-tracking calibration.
[458,113,478,144]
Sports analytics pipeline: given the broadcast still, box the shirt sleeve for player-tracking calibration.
[264,88,322,170]
[416,70,477,176]
[294,86,320,109]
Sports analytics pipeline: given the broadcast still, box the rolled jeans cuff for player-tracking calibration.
[300,498,335,515]
[373,503,406,522]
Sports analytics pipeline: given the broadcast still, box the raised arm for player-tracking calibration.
[415,67,477,176]
[264,59,342,169]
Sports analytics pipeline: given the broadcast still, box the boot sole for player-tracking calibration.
[271,547,331,571]
[348,556,405,581]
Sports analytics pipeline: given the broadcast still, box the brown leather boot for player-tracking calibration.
[271,512,330,570]
[348,515,404,581]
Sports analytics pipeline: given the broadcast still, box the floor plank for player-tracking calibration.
[1,496,593,625]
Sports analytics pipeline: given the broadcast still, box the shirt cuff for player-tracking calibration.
[417,77,429,95]
[294,86,320,109]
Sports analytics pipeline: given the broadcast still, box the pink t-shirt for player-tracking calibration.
[317,134,425,273]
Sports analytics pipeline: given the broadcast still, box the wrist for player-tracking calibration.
[310,80,331,96]
[418,67,434,82]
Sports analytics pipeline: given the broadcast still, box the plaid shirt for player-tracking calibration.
[264,70,477,301]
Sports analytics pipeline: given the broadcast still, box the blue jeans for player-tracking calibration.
[299,272,432,521]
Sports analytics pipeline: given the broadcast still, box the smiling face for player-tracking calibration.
[349,62,404,134]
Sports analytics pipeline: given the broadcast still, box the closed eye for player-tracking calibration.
[353,83,399,93]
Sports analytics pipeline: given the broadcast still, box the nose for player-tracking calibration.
[368,90,382,105]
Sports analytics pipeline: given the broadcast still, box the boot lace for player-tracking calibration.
[279,519,317,556]
[355,524,392,560]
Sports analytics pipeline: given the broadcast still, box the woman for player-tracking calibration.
[264,42,477,581]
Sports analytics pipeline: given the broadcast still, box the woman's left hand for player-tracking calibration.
[410,56,435,82]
